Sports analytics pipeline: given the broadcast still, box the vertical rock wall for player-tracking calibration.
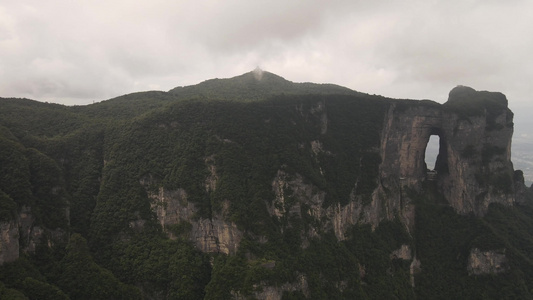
[0,206,57,265]
[377,86,516,217]
[467,248,509,275]
[146,183,242,255]
[143,86,520,256]
[0,220,19,264]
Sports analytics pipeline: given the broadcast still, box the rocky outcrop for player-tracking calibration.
[269,169,366,242]
[378,86,516,217]
[141,153,243,254]
[513,170,532,204]
[467,248,509,275]
[410,257,421,287]
[18,206,41,253]
[269,170,326,223]
[0,220,19,264]
[391,244,412,260]
[269,168,397,242]
[192,215,242,254]
[1,206,65,265]
[233,274,309,300]
[146,184,242,255]
[389,245,421,287]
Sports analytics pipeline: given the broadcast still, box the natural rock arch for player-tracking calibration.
[375,87,515,224]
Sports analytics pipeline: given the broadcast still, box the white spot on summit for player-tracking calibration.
[253,67,264,81]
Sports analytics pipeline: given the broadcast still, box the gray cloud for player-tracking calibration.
[0,0,532,110]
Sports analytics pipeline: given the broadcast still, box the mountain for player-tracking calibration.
[1,71,533,299]
[168,68,361,101]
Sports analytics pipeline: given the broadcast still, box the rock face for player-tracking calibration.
[0,220,19,264]
[0,206,64,265]
[269,168,385,243]
[467,248,509,275]
[268,86,518,242]
[252,274,309,300]
[378,86,516,217]
[142,86,521,256]
[145,181,242,255]
[391,244,412,260]
[231,274,309,300]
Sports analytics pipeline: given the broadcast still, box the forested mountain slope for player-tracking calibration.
[1,71,532,299]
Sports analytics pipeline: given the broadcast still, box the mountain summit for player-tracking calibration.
[168,69,359,101]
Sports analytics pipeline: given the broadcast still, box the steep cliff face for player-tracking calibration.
[378,86,516,217]
[140,86,520,258]
[467,248,509,275]
[18,206,41,253]
[237,274,309,300]
[269,168,387,242]
[0,206,66,265]
[0,220,18,264]
[0,135,70,266]
[142,172,243,255]
[264,86,518,247]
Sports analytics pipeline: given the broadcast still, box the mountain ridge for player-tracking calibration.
[1,72,533,299]
[168,69,362,102]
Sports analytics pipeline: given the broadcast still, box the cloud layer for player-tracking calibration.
[1,0,532,111]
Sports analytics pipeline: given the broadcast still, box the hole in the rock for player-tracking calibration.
[424,128,449,179]
[425,135,440,170]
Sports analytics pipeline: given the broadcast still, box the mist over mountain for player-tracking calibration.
[1,71,533,299]
[168,68,362,100]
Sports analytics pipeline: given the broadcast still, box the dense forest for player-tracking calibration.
[1,71,533,299]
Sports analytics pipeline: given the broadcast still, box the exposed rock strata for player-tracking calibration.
[269,170,367,241]
[1,206,65,265]
[147,186,242,255]
[391,244,412,260]
[0,220,19,264]
[232,274,309,300]
[467,248,509,275]
[410,257,421,287]
[140,87,522,279]
[378,87,516,217]
[267,87,519,246]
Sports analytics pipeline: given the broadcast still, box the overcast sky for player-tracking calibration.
[1,1,531,118]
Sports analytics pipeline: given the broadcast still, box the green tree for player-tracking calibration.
[58,234,141,300]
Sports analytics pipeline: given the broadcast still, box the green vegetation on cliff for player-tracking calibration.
[0,74,531,299]
[413,184,533,299]
[168,70,361,101]
[444,85,513,130]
